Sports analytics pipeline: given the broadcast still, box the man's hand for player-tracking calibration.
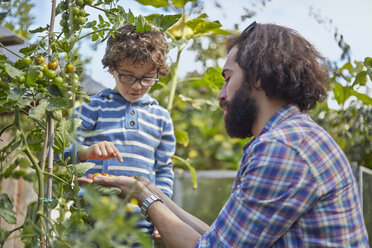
[77,141,123,162]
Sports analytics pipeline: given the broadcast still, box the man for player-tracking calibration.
[79,22,370,247]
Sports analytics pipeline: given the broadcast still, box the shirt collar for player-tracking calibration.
[242,104,300,152]
[97,88,157,105]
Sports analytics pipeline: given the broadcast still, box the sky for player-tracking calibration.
[31,0,372,89]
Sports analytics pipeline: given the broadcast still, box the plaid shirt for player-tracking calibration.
[196,104,369,247]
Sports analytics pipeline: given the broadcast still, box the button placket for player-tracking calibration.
[126,102,138,129]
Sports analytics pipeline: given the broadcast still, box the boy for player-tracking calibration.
[64,24,176,236]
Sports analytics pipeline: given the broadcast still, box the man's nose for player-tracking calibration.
[218,83,227,101]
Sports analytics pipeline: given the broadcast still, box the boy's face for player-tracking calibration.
[111,59,157,102]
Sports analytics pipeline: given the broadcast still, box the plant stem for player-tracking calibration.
[167,47,182,112]
[42,171,69,186]
[0,42,22,58]
[166,10,187,112]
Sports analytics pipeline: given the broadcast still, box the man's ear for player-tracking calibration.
[253,79,262,90]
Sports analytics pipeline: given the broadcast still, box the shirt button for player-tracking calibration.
[130,121,135,126]
[130,110,135,115]
[131,102,134,107]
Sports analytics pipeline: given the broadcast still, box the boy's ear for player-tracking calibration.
[108,66,114,75]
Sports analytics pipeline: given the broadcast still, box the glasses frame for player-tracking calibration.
[114,66,159,87]
[242,21,257,34]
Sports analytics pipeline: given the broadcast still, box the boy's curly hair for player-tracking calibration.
[227,23,329,111]
[102,24,170,76]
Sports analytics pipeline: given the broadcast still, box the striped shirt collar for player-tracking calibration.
[97,88,158,106]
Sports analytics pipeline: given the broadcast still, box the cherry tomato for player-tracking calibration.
[109,175,116,177]
[48,60,59,70]
[102,173,109,176]
[76,0,84,7]
[60,19,68,27]
[38,71,44,80]
[17,75,26,83]
[45,69,56,79]
[54,76,63,84]
[40,63,49,73]
[34,55,45,65]
[20,56,31,66]
[65,63,75,73]
[71,6,80,15]
[92,173,102,179]
[76,16,87,25]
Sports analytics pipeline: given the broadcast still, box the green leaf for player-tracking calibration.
[29,100,48,121]
[350,90,372,105]
[92,33,99,41]
[47,97,73,111]
[66,118,82,133]
[186,18,223,35]
[93,185,121,196]
[53,127,71,154]
[29,25,49,34]
[175,129,189,147]
[352,71,367,86]
[135,15,152,33]
[0,193,16,224]
[55,39,73,53]
[135,0,169,8]
[172,0,197,8]
[146,14,181,32]
[51,110,63,122]
[0,53,8,64]
[338,61,354,74]
[333,82,350,105]
[26,65,42,86]
[19,44,39,55]
[364,57,372,68]
[4,63,23,79]
[190,67,224,90]
[68,162,95,177]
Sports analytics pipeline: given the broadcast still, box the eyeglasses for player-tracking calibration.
[114,67,159,87]
[242,21,257,34]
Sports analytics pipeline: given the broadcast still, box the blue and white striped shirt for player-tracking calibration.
[65,88,176,198]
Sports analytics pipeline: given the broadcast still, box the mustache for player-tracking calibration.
[219,99,228,108]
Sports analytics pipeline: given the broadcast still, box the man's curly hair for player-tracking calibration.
[227,23,329,111]
[102,24,170,76]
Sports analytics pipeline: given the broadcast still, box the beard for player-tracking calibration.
[220,86,258,138]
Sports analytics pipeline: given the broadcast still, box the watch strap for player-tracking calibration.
[140,194,163,222]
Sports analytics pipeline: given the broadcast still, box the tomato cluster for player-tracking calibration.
[92,172,117,179]
[58,0,92,36]
[12,54,79,91]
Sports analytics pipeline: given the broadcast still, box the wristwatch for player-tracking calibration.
[140,194,163,222]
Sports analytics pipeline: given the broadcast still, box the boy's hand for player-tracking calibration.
[77,141,123,162]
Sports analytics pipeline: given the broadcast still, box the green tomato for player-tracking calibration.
[20,56,32,66]
[54,76,63,84]
[17,75,26,83]
[60,19,68,27]
[38,71,44,80]
[45,69,56,79]
[79,9,86,16]
[76,16,87,25]
[71,73,79,80]
[84,0,93,5]
[60,1,68,10]
[76,0,85,7]
[71,6,80,15]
